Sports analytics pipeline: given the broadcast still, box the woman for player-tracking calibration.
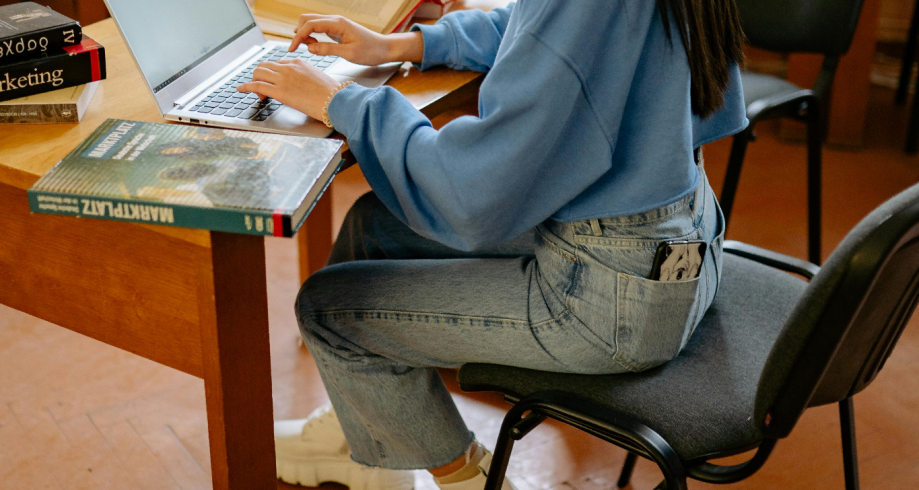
[239,1,746,489]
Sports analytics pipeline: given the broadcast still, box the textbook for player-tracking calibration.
[0,2,81,65]
[0,80,97,124]
[28,119,344,237]
[0,35,105,102]
[256,0,425,34]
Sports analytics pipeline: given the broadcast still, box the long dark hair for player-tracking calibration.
[657,0,746,118]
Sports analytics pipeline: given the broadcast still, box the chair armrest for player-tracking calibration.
[723,240,820,281]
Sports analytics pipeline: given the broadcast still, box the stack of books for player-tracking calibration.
[0,2,106,124]
[256,0,455,35]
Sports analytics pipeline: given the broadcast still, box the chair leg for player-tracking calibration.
[720,128,753,230]
[908,85,919,154]
[484,408,526,490]
[839,398,861,490]
[617,452,638,488]
[805,101,823,265]
[897,0,919,105]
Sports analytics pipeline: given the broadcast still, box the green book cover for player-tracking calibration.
[28,119,344,237]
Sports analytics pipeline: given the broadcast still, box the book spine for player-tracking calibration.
[28,190,285,237]
[0,101,78,124]
[0,23,82,65]
[389,1,424,34]
[0,39,104,102]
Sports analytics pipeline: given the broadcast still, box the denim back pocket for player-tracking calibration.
[614,272,702,372]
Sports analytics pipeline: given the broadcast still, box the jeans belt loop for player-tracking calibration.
[589,218,603,236]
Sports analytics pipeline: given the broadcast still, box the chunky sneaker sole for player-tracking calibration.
[274,407,414,490]
[276,456,415,490]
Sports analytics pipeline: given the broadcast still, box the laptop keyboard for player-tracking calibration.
[188,47,339,121]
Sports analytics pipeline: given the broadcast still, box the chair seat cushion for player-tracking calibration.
[741,72,812,121]
[458,254,808,461]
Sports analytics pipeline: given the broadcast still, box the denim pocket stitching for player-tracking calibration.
[568,248,582,310]
[613,273,632,371]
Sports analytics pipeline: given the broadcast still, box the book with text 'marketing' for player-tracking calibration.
[0,34,105,102]
[28,119,344,237]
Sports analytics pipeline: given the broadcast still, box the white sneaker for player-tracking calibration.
[434,449,516,490]
[274,405,415,490]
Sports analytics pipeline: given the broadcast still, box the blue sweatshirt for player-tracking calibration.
[328,0,747,251]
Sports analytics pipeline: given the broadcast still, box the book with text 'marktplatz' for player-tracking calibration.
[0,34,105,102]
[28,119,345,237]
[0,2,82,65]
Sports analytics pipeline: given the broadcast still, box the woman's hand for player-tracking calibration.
[236,59,340,121]
[290,14,424,65]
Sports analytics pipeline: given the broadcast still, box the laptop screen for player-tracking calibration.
[106,0,257,93]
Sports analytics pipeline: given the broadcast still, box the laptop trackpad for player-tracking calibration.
[326,61,403,88]
[270,107,334,138]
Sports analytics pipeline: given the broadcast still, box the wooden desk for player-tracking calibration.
[0,17,485,490]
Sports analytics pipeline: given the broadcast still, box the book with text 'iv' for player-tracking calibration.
[0,2,82,65]
[28,119,344,237]
[0,34,104,102]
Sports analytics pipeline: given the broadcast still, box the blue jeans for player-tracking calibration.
[295,164,724,470]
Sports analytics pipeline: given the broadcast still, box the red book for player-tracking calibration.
[0,35,105,102]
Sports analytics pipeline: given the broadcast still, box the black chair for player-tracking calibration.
[723,0,865,265]
[458,181,919,490]
[896,0,919,153]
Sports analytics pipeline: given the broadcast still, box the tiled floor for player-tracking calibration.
[1,87,919,490]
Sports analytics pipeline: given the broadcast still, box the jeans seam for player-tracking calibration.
[311,309,531,327]
[567,249,582,310]
[310,307,575,375]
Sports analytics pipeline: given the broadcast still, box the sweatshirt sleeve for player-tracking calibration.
[409,3,514,72]
[328,30,617,251]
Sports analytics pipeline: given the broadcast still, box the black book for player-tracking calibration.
[0,2,81,65]
[0,34,105,102]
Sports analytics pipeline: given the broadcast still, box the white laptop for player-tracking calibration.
[103,0,401,137]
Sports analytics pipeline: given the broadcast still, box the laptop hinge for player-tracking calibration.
[173,45,263,108]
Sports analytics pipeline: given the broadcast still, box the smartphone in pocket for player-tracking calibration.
[649,240,707,282]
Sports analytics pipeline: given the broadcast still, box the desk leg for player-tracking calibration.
[298,183,334,283]
[198,232,276,490]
